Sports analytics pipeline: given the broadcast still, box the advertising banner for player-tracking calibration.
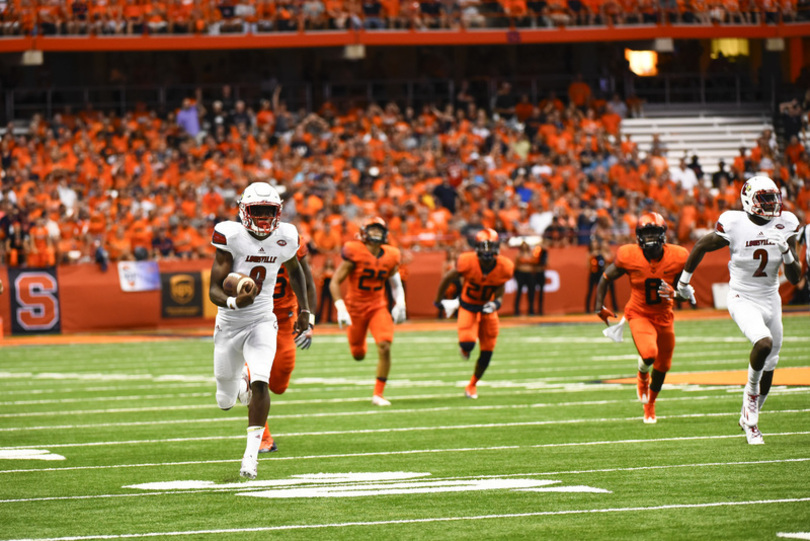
[7,267,61,334]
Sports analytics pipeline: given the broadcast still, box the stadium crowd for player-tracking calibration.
[0,0,805,37]
[0,78,808,274]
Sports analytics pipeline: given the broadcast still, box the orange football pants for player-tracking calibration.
[457,307,500,351]
[347,306,394,359]
[269,312,296,395]
[628,316,675,372]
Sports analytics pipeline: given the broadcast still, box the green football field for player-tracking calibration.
[1,315,809,540]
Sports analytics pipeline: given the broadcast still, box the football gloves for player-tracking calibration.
[294,325,314,350]
[391,302,407,324]
[676,281,695,303]
[482,300,501,314]
[439,298,459,319]
[335,299,352,329]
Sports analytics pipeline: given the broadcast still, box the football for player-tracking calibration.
[223,272,255,296]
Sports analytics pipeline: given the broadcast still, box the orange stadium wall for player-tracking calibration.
[0,246,773,337]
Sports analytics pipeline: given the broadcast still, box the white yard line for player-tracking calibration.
[2,457,809,504]
[1,410,809,450]
[3,497,810,540]
[1,430,809,476]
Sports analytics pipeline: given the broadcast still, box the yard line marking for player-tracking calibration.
[2,431,809,475]
[3,497,810,540]
[8,383,809,420]
[0,393,211,406]
[0,397,810,438]
[778,534,810,540]
[2,458,808,504]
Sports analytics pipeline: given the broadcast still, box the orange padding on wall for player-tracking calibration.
[0,247,797,335]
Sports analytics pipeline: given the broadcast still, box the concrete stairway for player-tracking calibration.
[619,104,773,178]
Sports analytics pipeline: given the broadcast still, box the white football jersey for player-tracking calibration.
[211,220,299,322]
[715,210,800,299]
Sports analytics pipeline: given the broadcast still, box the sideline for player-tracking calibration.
[4,309,805,347]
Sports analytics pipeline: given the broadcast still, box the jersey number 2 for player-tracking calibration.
[752,249,768,277]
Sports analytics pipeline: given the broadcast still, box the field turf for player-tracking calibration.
[1,315,809,540]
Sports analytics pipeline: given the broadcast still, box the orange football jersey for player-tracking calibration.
[614,244,688,323]
[341,240,402,312]
[457,252,515,311]
[273,236,308,317]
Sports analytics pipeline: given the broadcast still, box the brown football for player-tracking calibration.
[223,272,255,296]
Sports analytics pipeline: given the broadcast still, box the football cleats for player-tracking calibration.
[636,212,667,260]
[741,175,782,219]
[362,216,388,244]
[238,182,282,236]
[474,228,500,261]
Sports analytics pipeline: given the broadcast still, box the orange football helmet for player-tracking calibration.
[636,212,667,259]
[474,228,500,261]
[361,216,388,244]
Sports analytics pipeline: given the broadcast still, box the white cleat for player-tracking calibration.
[371,395,391,406]
[239,455,258,479]
[739,419,764,445]
[740,391,759,428]
[238,364,252,406]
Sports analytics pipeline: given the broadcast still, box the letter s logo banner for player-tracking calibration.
[9,268,61,334]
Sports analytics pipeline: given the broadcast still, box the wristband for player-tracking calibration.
[226,296,238,310]
[335,299,347,312]
[491,299,502,310]
[299,310,315,326]
[782,250,795,264]
[679,270,693,284]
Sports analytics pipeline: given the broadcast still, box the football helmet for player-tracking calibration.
[636,212,667,260]
[474,228,500,261]
[741,175,782,219]
[362,216,388,244]
[238,182,282,236]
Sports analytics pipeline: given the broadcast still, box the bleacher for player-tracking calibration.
[621,103,774,177]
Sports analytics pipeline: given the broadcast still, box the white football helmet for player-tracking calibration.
[740,175,782,219]
[238,182,282,236]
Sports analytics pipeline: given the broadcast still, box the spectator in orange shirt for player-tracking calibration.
[568,73,592,111]
[312,221,342,254]
[106,224,134,262]
[27,217,56,268]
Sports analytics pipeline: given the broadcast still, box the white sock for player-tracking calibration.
[244,426,263,458]
[638,359,651,373]
[745,366,763,396]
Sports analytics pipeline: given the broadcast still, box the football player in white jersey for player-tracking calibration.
[677,176,802,445]
[209,182,311,479]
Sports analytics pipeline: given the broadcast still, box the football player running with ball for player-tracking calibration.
[434,228,514,400]
[330,217,407,406]
[209,182,311,479]
[595,212,691,424]
[676,176,802,445]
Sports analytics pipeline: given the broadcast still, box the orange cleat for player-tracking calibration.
[465,383,478,399]
[259,424,277,453]
[636,371,650,404]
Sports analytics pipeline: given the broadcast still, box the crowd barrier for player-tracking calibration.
[0,246,793,336]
